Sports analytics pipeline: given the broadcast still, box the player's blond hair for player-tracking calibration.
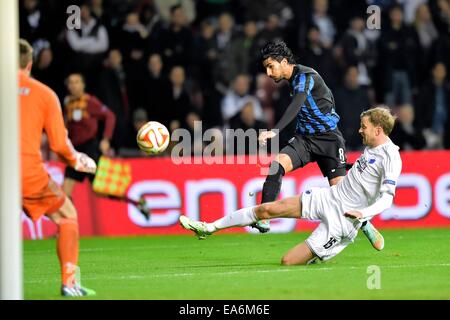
[360,106,397,135]
[19,39,33,69]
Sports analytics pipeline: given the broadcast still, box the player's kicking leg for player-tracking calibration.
[180,196,301,239]
[180,197,319,265]
[46,197,96,297]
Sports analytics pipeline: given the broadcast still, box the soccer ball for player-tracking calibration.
[136,121,170,155]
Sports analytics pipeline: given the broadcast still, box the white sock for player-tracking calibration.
[207,206,258,232]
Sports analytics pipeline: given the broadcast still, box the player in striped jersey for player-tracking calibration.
[253,41,382,250]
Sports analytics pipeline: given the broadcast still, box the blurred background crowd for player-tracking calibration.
[20,0,450,158]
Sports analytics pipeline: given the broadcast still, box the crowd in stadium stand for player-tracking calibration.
[20,0,450,157]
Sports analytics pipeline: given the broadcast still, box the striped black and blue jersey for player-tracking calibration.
[289,64,340,135]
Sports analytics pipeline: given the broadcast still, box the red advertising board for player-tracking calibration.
[22,151,450,239]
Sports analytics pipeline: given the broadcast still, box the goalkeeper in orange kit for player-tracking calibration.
[19,39,96,297]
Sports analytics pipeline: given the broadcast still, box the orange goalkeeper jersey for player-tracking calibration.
[19,70,77,196]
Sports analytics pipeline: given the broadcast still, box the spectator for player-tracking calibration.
[414,3,438,48]
[221,74,264,125]
[154,0,196,26]
[431,0,450,33]
[141,53,170,123]
[430,0,450,73]
[31,45,64,100]
[415,62,450,149]
[254,14,284,48]
[239,0,293,27]
[212,12,238,87]
[119,12,148,110]
[89,0,111,28]
[19,0,52,45]
[390,104,427,150]
[337,16,374,86]
[255,73,279,124]
[120,12,148,59]
[192,19,218,89]
[311,0,336,49]
[228,19,260,80]
[166,66,193,132]
[216,12,236,50]
[232,102,267,132]
[301,25,339,90]
[66,4,109,92]
[378,4,419,106]
[159,4,194,70]
[192,20,224,129]
[200,87,224,129]
[66,4,109,52]
[334,66,372,151]
[97,49,129,150]
[139,2,164,53]
[195,0,234,23]
[400,0,428,25]
[414,3,439,87]
[228,101,268,155]
[326,0,367,35]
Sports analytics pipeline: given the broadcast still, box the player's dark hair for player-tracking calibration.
[260,40,296,64]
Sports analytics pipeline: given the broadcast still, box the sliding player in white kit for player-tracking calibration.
[180,107,402,264]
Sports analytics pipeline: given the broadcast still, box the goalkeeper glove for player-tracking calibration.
[74,152,97,174]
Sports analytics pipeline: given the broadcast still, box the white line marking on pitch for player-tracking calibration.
[24,263,449,284]
[24,240,298,254]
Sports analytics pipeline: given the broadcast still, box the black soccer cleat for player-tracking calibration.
[250,220,270,233]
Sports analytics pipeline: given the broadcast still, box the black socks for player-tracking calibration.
[261,161,285,203]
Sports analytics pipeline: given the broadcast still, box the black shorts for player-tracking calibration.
[64,139,100,183]
[281,129,347,180]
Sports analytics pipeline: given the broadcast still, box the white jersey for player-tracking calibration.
[331,138,402,212]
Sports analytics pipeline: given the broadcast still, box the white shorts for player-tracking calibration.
[301,187,361,261]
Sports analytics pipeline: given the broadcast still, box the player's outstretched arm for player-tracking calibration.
[273,92,306,132]
[258,93,306,146]
[345,192,394,222]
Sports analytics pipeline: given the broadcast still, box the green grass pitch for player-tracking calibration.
[24,228,450,300]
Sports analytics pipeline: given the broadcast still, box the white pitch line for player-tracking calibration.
[24,267,333,284]
[352,263,450,269]
[24,240,300,254]
[24,263,449,284]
